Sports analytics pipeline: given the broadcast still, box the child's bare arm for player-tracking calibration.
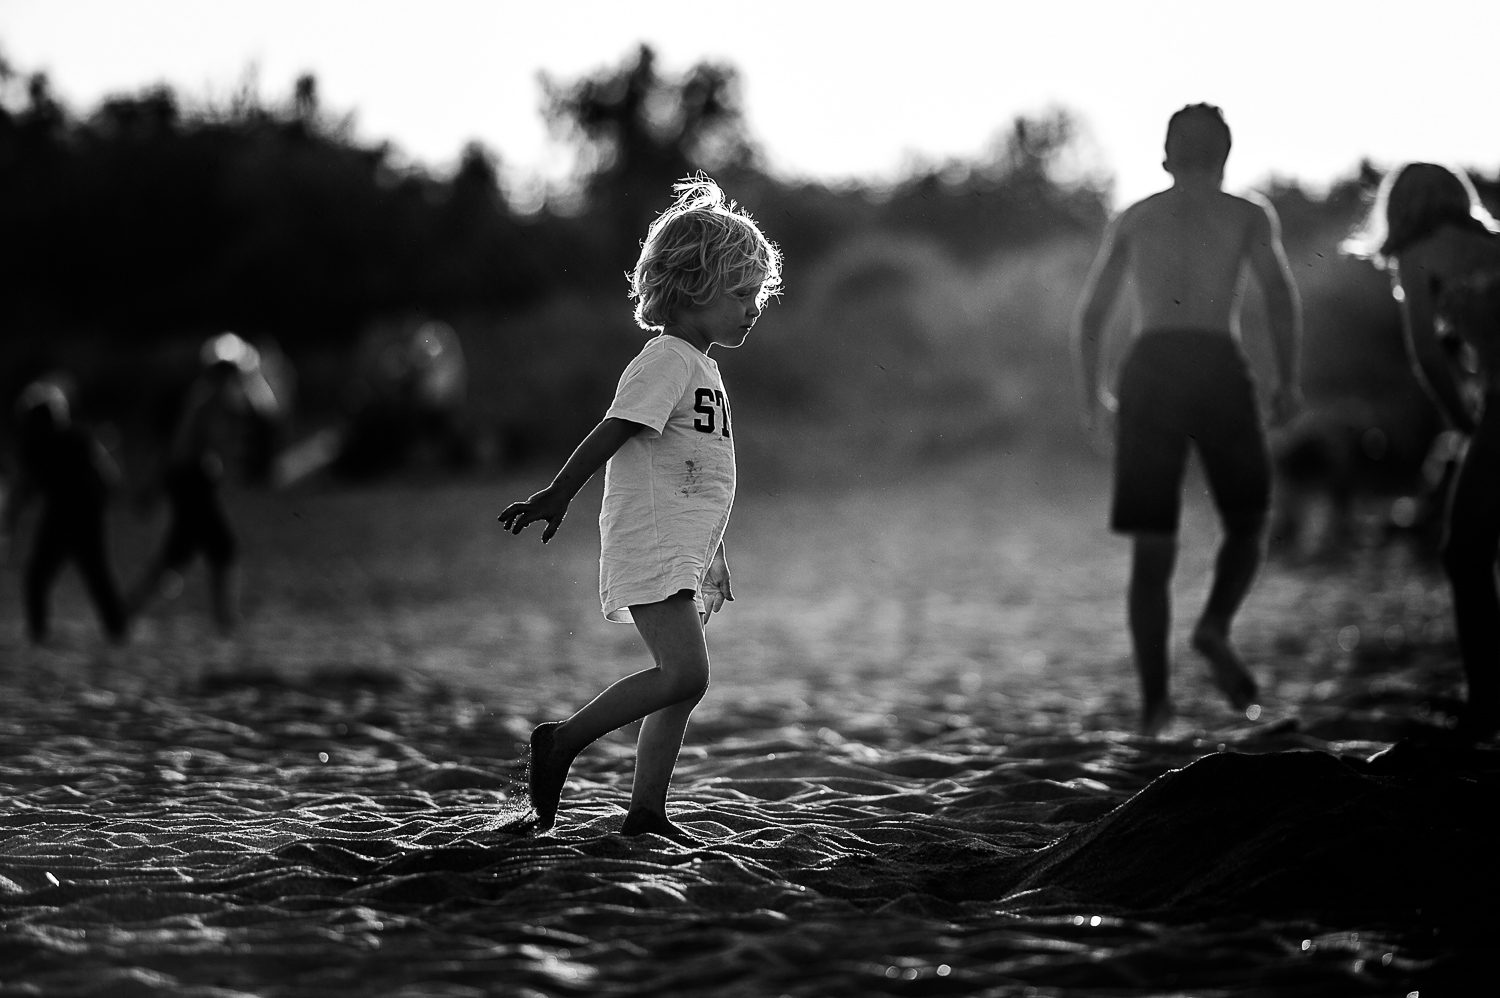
[497,417,642,543]
[1246,201,1304,424]
[1397,257,1477,434]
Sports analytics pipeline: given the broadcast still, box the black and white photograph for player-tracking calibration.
[0,2,1496,994]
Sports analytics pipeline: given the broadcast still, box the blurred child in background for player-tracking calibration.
[499,177,780,839]
[2,377,129,645]
[1346,163,1500,739]
[131,332,279,635]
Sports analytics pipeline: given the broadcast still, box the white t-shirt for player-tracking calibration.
[599,335,736,622]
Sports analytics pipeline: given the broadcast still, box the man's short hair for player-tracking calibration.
[1165,104,1231,173]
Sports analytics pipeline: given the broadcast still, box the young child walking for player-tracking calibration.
[498,177,781,838]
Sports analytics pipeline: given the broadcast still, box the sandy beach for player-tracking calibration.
[1,453,1492,996]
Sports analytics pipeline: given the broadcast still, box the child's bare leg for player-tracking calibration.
[557,593,708,748]
[622,596,709,837]
[621,694,704,840]
[1191,525,1262,711]
[619,608,712,839]
[1129,533,1176,735]
[528,591,708,831]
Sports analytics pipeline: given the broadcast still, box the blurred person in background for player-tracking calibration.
[499,177,780,841]
[243,336,296,484]
[333,320,471,479]
[1345,163,1500,739]
[1074,104,1303,735]
[1267,399,1386,560]
[1,377,129,645]
[130,333,279,635]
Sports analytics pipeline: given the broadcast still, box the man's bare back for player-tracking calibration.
[1122,186,1277,335]
[1076,178,1302,428]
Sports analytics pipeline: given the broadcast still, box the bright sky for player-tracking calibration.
[2,0,1497,207]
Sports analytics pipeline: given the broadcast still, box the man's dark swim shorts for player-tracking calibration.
[1111,329,1270,535]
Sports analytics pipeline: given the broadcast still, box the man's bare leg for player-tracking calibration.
[1191,527,1262,711]
[1129,533,1177,735]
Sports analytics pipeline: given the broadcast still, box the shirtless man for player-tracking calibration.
[1074,104,1303,735]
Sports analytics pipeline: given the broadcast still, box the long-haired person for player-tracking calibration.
[1346,163,1500,738]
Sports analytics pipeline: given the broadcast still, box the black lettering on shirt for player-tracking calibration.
[692,386,732,438]
[693,388,716,434]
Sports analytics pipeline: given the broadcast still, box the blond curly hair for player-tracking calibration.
[629,175,782,331]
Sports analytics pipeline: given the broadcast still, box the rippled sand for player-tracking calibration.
[1,455,1491,995]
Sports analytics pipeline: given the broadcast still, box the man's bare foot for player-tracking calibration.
[526,722,574,832]
[1192,622,1258,711]
[1140,699,1175,737]
[620,806,697,844]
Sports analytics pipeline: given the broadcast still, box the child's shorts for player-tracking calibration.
[1111,329,1271,536]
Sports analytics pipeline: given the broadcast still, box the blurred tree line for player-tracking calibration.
[3,44,1494,481]
[0,60,553,343]
[0,45,1104,346]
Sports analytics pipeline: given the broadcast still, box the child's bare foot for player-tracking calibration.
[526,722,574,832]
[620,807,697,844]
[1192,622,1258,711]
[1140,699,1175,737]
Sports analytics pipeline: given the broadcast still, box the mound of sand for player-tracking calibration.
[973,743,1500,926]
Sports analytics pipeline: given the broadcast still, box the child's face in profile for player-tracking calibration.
[671,273,766,351]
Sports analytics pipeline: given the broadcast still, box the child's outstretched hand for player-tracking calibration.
[497,487,571,543]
